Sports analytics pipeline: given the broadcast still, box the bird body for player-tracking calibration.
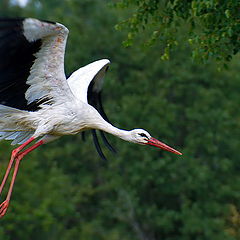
[0,17,182,218]
[0,99,148,143]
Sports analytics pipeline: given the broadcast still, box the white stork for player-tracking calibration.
[0,18,182,218]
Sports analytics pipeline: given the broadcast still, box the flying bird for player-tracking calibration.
[0,18,182,218]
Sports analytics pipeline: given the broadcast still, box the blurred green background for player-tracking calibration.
[0,0,240,239]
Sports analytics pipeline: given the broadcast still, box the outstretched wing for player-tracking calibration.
[0,18,73,111]
[67,59,116,159]
[67,59,110,103]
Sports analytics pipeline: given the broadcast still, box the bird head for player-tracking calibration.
[129,129,182,155]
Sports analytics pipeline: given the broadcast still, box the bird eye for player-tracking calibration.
[138,133,148,138]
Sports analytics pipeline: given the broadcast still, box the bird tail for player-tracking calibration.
[0,105,34,145]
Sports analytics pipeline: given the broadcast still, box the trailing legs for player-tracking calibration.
[0,137,44,218]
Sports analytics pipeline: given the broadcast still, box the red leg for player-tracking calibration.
[0,138,44,218]
[0,137,36,195]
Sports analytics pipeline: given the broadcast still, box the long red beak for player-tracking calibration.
[145,137,182,155]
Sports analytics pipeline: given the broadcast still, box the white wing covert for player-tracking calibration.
[23,18,73,105]
[67,59,110,103]
[67,59,116,159]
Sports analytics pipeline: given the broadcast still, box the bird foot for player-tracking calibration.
[0,200,9,218]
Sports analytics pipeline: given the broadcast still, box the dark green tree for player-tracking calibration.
[0,0,239,240]
[115,0,240,65]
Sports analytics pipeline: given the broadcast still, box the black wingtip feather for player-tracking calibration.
[91,130,107,161]
[81,131,86,141]
[87,80,116,158]
[97,92,111,123]
[99,131,117,153]
[0,18,44,111]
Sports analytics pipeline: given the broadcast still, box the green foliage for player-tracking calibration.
[115,0,240,65]
[226,204,240,238]
[0,0,240,239]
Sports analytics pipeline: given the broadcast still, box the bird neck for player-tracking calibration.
[95,119,132,142]
[85,105,132,142]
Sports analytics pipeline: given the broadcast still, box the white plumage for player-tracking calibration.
[24,19,70,104]
[0,18,182,218]
[68,59,110,103]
